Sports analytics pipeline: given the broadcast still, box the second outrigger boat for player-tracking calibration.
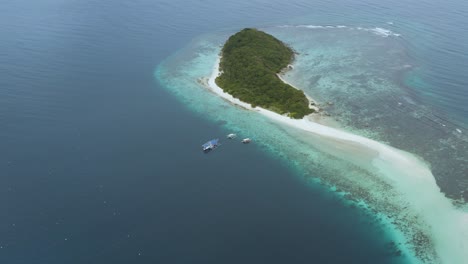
[241,138,251,144]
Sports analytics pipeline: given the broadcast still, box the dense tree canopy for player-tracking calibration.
[216,28,313,118]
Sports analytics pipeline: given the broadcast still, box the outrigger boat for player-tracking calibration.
[241,138,251,144]
[202,139,220,152]
[227,133,237,139]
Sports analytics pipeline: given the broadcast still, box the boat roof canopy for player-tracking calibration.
[202,139,219,148]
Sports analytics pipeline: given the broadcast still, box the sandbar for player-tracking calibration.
[202,56,468,264]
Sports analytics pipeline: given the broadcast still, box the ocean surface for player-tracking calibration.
[1,0,467,263]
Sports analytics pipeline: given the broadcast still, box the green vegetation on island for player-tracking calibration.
[216,28,313,119]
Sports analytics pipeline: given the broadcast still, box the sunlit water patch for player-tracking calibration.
[155,28,468,263]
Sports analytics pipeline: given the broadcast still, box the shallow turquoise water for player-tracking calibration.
[156,31,417,261]
[267,25,468,200]
[156,24,468,263]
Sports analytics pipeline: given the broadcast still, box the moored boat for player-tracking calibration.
[241,138,251,144]
[202,139,220,152]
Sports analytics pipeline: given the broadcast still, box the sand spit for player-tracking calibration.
[203,57,468,264]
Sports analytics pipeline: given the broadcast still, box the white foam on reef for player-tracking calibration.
[370,27,401,37]
[207,57,468,263]
[283,24,401,37]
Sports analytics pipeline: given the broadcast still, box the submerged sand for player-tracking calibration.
[204,57,468,264]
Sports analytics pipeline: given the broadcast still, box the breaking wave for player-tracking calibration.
[278,24,401,37]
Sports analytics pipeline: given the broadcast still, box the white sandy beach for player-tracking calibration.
[206,57,468,264]
[207,57,434,185]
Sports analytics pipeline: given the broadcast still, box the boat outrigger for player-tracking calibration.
[227,133,237,139]
[241,138,251,144]
[202,139,220,152]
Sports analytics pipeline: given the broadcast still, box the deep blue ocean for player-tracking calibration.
[1,0,467,263]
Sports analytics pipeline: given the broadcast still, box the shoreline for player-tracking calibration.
[276,71,320,112]
[206,56,436,183]
[276,67,343,128]
[206,57,415,160]
[204,57,338,128]
[203,56,468,263]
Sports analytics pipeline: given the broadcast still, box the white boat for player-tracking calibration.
[227,133,237,139]
[241,138,251,144]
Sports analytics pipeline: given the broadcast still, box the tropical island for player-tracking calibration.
[215,28,314,119]
[166,26,468,264]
